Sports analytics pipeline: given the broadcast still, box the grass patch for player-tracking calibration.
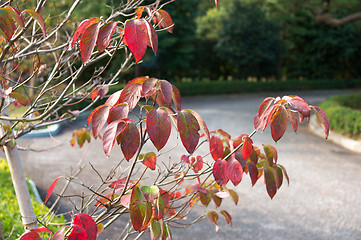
[319,91,361,140]
[0,159,65,240]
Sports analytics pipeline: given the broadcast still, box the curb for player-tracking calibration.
[309,115,361,153]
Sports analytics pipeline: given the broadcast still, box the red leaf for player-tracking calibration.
[0,8,16,41]
[215,0,219,7]
[210,135,223,160]
[102,120,126,156]
[73,213,97,240]
[80,21,100,64]
[96,21,117,52]
[142,77,158,97]
[270,106,288,142]
[246,161,259,186]
[50,227,66,240]
[311,106,329,139]
[146,108,171,151]
[155,80,173,107]
[213,159,229,186]
[154,9,174,33]
[31,228,52,233]
[207,211,219,232]
[242,136,253,160]
[5,6,24,29]
[90,85,109,100]
[68,225,86,240]
[192,155,203,172]
[22,9,46,37]
[142,152,157,170]
[105,90,122,106]
[186,109,210,142]
[118,122,140,160]
[226,158,243,186]
[119,77,147,110]
[88,105,111,137]
[124,19,148,62]
[108,103,129,123]
[144,20,158,55]
[44,176,64,204]
[172,84,181,112]
[20,232,40,240]
[287,109,298,132]
[71,17,100,48]
[264,166,277,199]
[188,183,207,194]
[177,110,200,153]
[285,95,311,117]
[220,210,232,227]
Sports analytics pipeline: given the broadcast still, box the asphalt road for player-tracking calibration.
[5,89,361,240]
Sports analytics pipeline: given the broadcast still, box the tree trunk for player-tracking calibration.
[0,114,38,231]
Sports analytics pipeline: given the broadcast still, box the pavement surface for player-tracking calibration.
[3,89,361,240]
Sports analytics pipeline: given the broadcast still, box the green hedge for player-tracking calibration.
[319,92,361,140]
[0,159,64,240]
[173,79,361,96]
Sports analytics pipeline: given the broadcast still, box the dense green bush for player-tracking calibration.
[319,92,361,139]
[0,159,64,240]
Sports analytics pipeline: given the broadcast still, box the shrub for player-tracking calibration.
[319,92,361,139]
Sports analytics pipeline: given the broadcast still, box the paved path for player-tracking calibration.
[4,90,361,239]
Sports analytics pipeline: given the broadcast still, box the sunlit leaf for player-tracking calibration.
[50,227,66,240]
[96,21,117,52]
[88,104,111,137]
[210,135,223,160]
[285,95,311,117]
[177,110,200,153]
[0,8,16,41]
[150,219,162,240]
[144,20,158,55]
[185,109,210,142]
[71,17,100,48]
[135,7,146,19]
[68,225,86,240]
[287,109,298,132]
[5,6,24,29]
[142,151,157,170]
[44,176,64,204]
[102,120,126,156]
[73,213,97,240]
[147,108,171,151]
[119,77,147,110]
[141,185,159,201]
[23,9,46,37]
[80,21,100,64]
[172,84,181,111]
[124,19,148,62]
[108,103,129,123]
[192,155,203,172]
[142,77,158,97]
[90,85,109,100]
[19,232,40,240]
[242,136,253,160]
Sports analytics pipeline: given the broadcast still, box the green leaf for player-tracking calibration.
[141,185,159,202]
[177,110,200,153]
[150,219,162,240]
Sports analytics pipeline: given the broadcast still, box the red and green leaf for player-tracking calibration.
[263,145,278,166]
[5,6,24,29]
[142,151,157,170]
[171,84,181,111]
[177,110,200,153]
[264,166,277,199]
[0,8,16,41]
[150,219,162,240]
[220,210,232,227]
[22,9,46,37]
[147,108,171,151]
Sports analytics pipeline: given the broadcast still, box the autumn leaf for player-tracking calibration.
[22,9,46,37]
[213,159,229,185]
[270,106,288,142]
[71,17,100,48]
[44,176,64,204]
[142,152,157,170]
[73,213,97,240]
[80,21,100,64]
[154,9,174,33]
[311,106,329,139]
[118,122,140,160]
[146,108,171,151]
[96,21,118,52]
[207,211,219,232]
[177,110,200,153]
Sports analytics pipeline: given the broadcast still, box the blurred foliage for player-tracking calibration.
[0,159,65,240]
[319,92,361,139]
